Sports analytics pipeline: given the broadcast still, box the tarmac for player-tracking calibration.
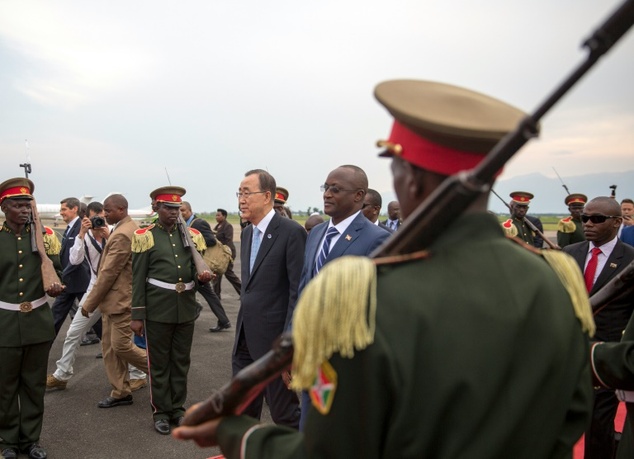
[41,242,254,459]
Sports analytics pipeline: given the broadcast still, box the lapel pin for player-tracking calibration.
[345,234,352,241]
[610,263,617,268]
[267,234,272,239]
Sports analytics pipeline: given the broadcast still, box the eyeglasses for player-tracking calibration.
[236,191,267,199]
[320,184,359,194]
[581,214,620,224]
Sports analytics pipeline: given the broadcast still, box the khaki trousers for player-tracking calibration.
[102,312,148,399]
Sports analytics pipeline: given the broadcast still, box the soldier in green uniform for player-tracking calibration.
[502,191,536,245]
[557,193,587,248]
[0,178,63,459]
[130,186,212,436]
[174,81,594,458]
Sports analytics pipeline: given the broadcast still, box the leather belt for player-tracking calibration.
[0,296,48,313]
[147,278,195,293]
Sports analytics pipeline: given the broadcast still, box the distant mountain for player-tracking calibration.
[379,170,634,216]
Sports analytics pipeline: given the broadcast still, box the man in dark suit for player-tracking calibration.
[180,201,231,331]
[362,188,393,233]
[233,169,306,428]
[212,208,241,299]
[51,197,91,336]
[563,196,634,459]
[298,166,390,428]
[382,200,401,230]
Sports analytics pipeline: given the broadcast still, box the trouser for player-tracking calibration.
[102,312,148,399]
[0,341,52,450]
[212,261,241,299]
[53,307,102,381]
[51,290,85,336]
[198,282,230,325]
[584,387,619,459]
[145,320,195,421]
[232,332,300,429]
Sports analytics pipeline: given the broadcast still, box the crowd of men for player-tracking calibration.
[2,82,634,459]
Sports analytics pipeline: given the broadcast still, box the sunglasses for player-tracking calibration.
[580,214,619,224]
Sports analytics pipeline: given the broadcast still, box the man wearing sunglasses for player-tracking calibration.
[563,196,634,459]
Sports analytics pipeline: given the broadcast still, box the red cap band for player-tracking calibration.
[388,121,497,176]
[275,192,286,203]
[0,186,32,203]
[154,193,182,204]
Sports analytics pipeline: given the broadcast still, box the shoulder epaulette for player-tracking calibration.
[43,226,61,255]
[557,217,576,233]
[188,227,207,253]
[501,219,518,237]
[132,225,155,253]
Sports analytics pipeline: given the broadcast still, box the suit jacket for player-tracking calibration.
[378,222,394,234]
[190,215,217,247]
[83,215,139,316]
[382,218,401,231]
[622,226,634,247]
[214,221,237,259]
[234,213,306,360]
[60,218,90,293]
[564,239,634,342]
[299,212,390,294]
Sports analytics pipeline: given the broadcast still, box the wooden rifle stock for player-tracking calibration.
[182,0,634,427]
[177,216,210,277]
[590,260,634,314]
[30,200,62,293]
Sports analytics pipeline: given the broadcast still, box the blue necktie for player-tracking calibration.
[315,226,339,273]
[249,227,261,273]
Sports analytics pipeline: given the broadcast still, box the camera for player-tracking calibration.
[90,216,106,229]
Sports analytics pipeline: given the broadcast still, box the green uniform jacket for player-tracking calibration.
[0,224,58,346]
[591,312,634,459]
[512,217,535,246]
[131,223,198,323]
[557,217,585,248]
[216,213,592,459]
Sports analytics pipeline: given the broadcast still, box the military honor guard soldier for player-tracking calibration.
[557,193,587,248]
[174,80,593,458]
[131,186,212,435]
[501,191,536,245]
[0,178,63,459]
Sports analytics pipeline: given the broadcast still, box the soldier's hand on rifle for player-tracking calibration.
[172,408,222,447]
[197,270,212,284]
[46,281,64,297]
[131,319,144,337]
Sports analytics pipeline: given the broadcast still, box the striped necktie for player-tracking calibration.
[249,227,261,273]
[315,226,339,273]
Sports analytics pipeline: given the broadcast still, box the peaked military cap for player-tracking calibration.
[510,191,534,205]
[565,193,587,207]
[275,187,289,205]
[374,80,530,176]
[150,186,186,207]
[0,177,35,203]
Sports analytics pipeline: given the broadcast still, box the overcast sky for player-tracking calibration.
[1,0,632,214]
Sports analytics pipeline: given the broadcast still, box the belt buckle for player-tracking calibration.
[20,301,33,313]
[175,282,186,293]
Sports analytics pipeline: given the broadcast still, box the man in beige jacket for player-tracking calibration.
[81,194,148,408]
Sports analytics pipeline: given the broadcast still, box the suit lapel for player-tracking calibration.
[591,242,625,294]
[250,215,279,279]
[569,242,589,271]
[328,213,362,261]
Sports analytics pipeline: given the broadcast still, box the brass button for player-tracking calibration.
[19,264,23,268]
[177,265,181,269]
[19,278,24,282]
[19,292,24,296]
[175,254,178,258]
[18,250,23,254]
[18,237,22,241]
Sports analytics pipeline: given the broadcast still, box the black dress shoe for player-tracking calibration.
[2,447,18,459]
[22,443,47,459]
[80,336,100,346]
[98,394,133,408]
[209,322,231,332]
[171,415,184,426]
[154,419,170,435]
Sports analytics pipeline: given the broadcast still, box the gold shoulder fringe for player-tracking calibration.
[541,250,595,337]
[291,256,377,390]
[557,218,576,233]
[189,228,207,253]
[132,228,155,253]
[43,228,61,255]
[501,219,518,238]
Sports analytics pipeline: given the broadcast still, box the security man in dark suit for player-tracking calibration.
[180,201,231,331]
[0,178,63,459]
[51,196,90,335]
[362,188,393,233]
[131,187,212,435]
[557,193,587,248]
[563,196,634,459]
[382,200,401,230]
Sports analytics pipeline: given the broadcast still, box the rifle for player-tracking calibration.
[610,184,617,198]
[181,0,634,427]
[177,215,211,278]
[491,188,560,250]
[29,199,62,294]
[552,167,571,196]
[590,260,634,315]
